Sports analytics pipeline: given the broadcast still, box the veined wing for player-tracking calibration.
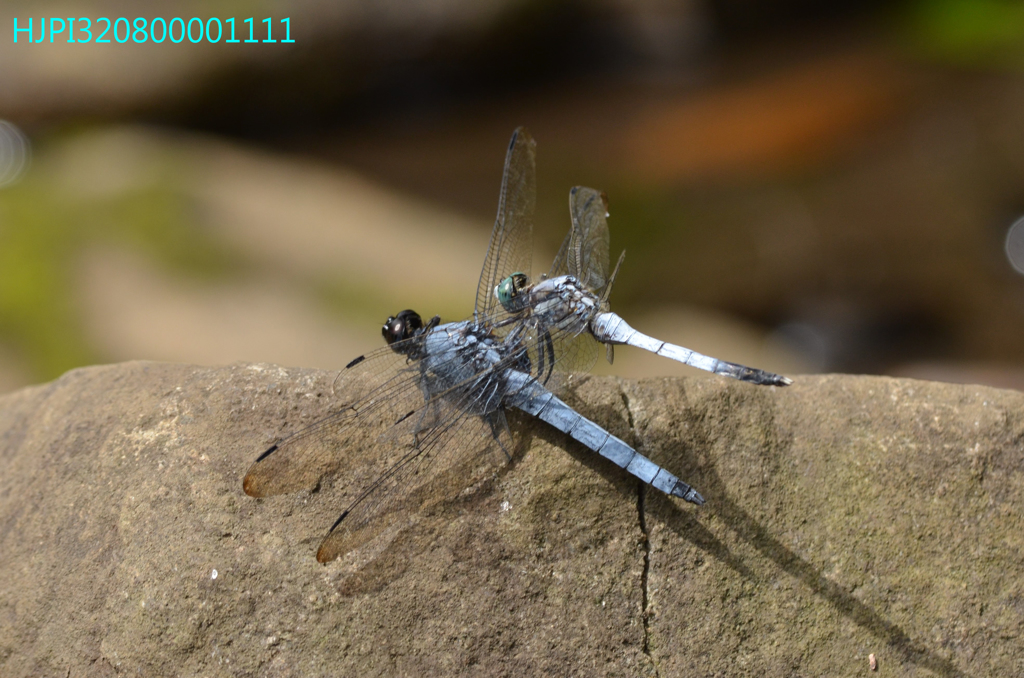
[314,387,509,563]
[506,303,602,388]
[474,127,536,327]
[505,185,613,382]
[315,323,532,562]
[245,323,522,563]
[549,186,611,298]
[483,297,596,392]
[242,339,450,499]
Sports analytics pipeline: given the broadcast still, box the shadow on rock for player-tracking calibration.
[653,445,968,678]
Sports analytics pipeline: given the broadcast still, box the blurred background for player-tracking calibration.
[2,0,1024,395]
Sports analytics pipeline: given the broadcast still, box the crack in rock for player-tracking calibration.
[620,384,659,676]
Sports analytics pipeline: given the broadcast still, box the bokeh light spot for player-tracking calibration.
[0,120,30,188]
[1006,216,1024,275]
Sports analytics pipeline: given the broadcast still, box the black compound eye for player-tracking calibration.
[382,316,398,343]
[382,309,423,345]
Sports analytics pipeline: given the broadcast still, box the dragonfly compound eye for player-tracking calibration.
[495,272,529,310]
[382,309,423,345]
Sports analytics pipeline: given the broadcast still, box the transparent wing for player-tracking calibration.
[242,340,446,499]
[245,323,524,563]
[315,388,506,563]
[507,307,602,388]
[474,127,537,327]
[549,330,601,380]
[549,186,611,298]
[501,185,613,380]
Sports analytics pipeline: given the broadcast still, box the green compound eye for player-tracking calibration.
[495,272,529,310]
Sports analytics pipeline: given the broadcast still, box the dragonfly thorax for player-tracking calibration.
[529,275,600,322]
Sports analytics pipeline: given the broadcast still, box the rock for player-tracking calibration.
[0,361,1021,676]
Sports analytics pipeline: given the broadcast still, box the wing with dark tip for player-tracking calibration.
[315,398,500,563]
[313,330,545,562]
[242,342,436,499]
[474,127,536,325]
[244,322,527,563]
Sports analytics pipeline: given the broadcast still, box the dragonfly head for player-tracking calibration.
[382,310,423,348]
[495,272,529,311]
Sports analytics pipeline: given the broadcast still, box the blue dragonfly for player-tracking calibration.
[243,128,792,563]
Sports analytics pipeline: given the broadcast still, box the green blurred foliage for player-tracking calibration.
[905,0,1024,68]
[0,183,94,380]
[596,189,696,307]
[0,146,238,381]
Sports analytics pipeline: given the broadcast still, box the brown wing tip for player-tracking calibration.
[242,473,262,497]
[316,543,337,564]
[243,444,280,496]
[316,511,350,563]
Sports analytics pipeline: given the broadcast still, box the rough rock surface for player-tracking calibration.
[0,362,1021,676]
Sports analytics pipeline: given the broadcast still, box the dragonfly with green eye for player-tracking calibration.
[243,127,792,563]
[493,185,794,390]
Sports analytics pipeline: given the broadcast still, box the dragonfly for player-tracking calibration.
[493,183,794,389]
[243,127,793,564]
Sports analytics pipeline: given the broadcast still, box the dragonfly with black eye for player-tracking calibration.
[243,127,793,563]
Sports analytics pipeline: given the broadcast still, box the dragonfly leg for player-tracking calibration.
[535,329,546,382]
[533,327,556,385]
[600,250,627,304]
[542,329,556,384]
[487,410,515,462]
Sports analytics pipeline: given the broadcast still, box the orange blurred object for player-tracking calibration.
[624,52,909,183]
